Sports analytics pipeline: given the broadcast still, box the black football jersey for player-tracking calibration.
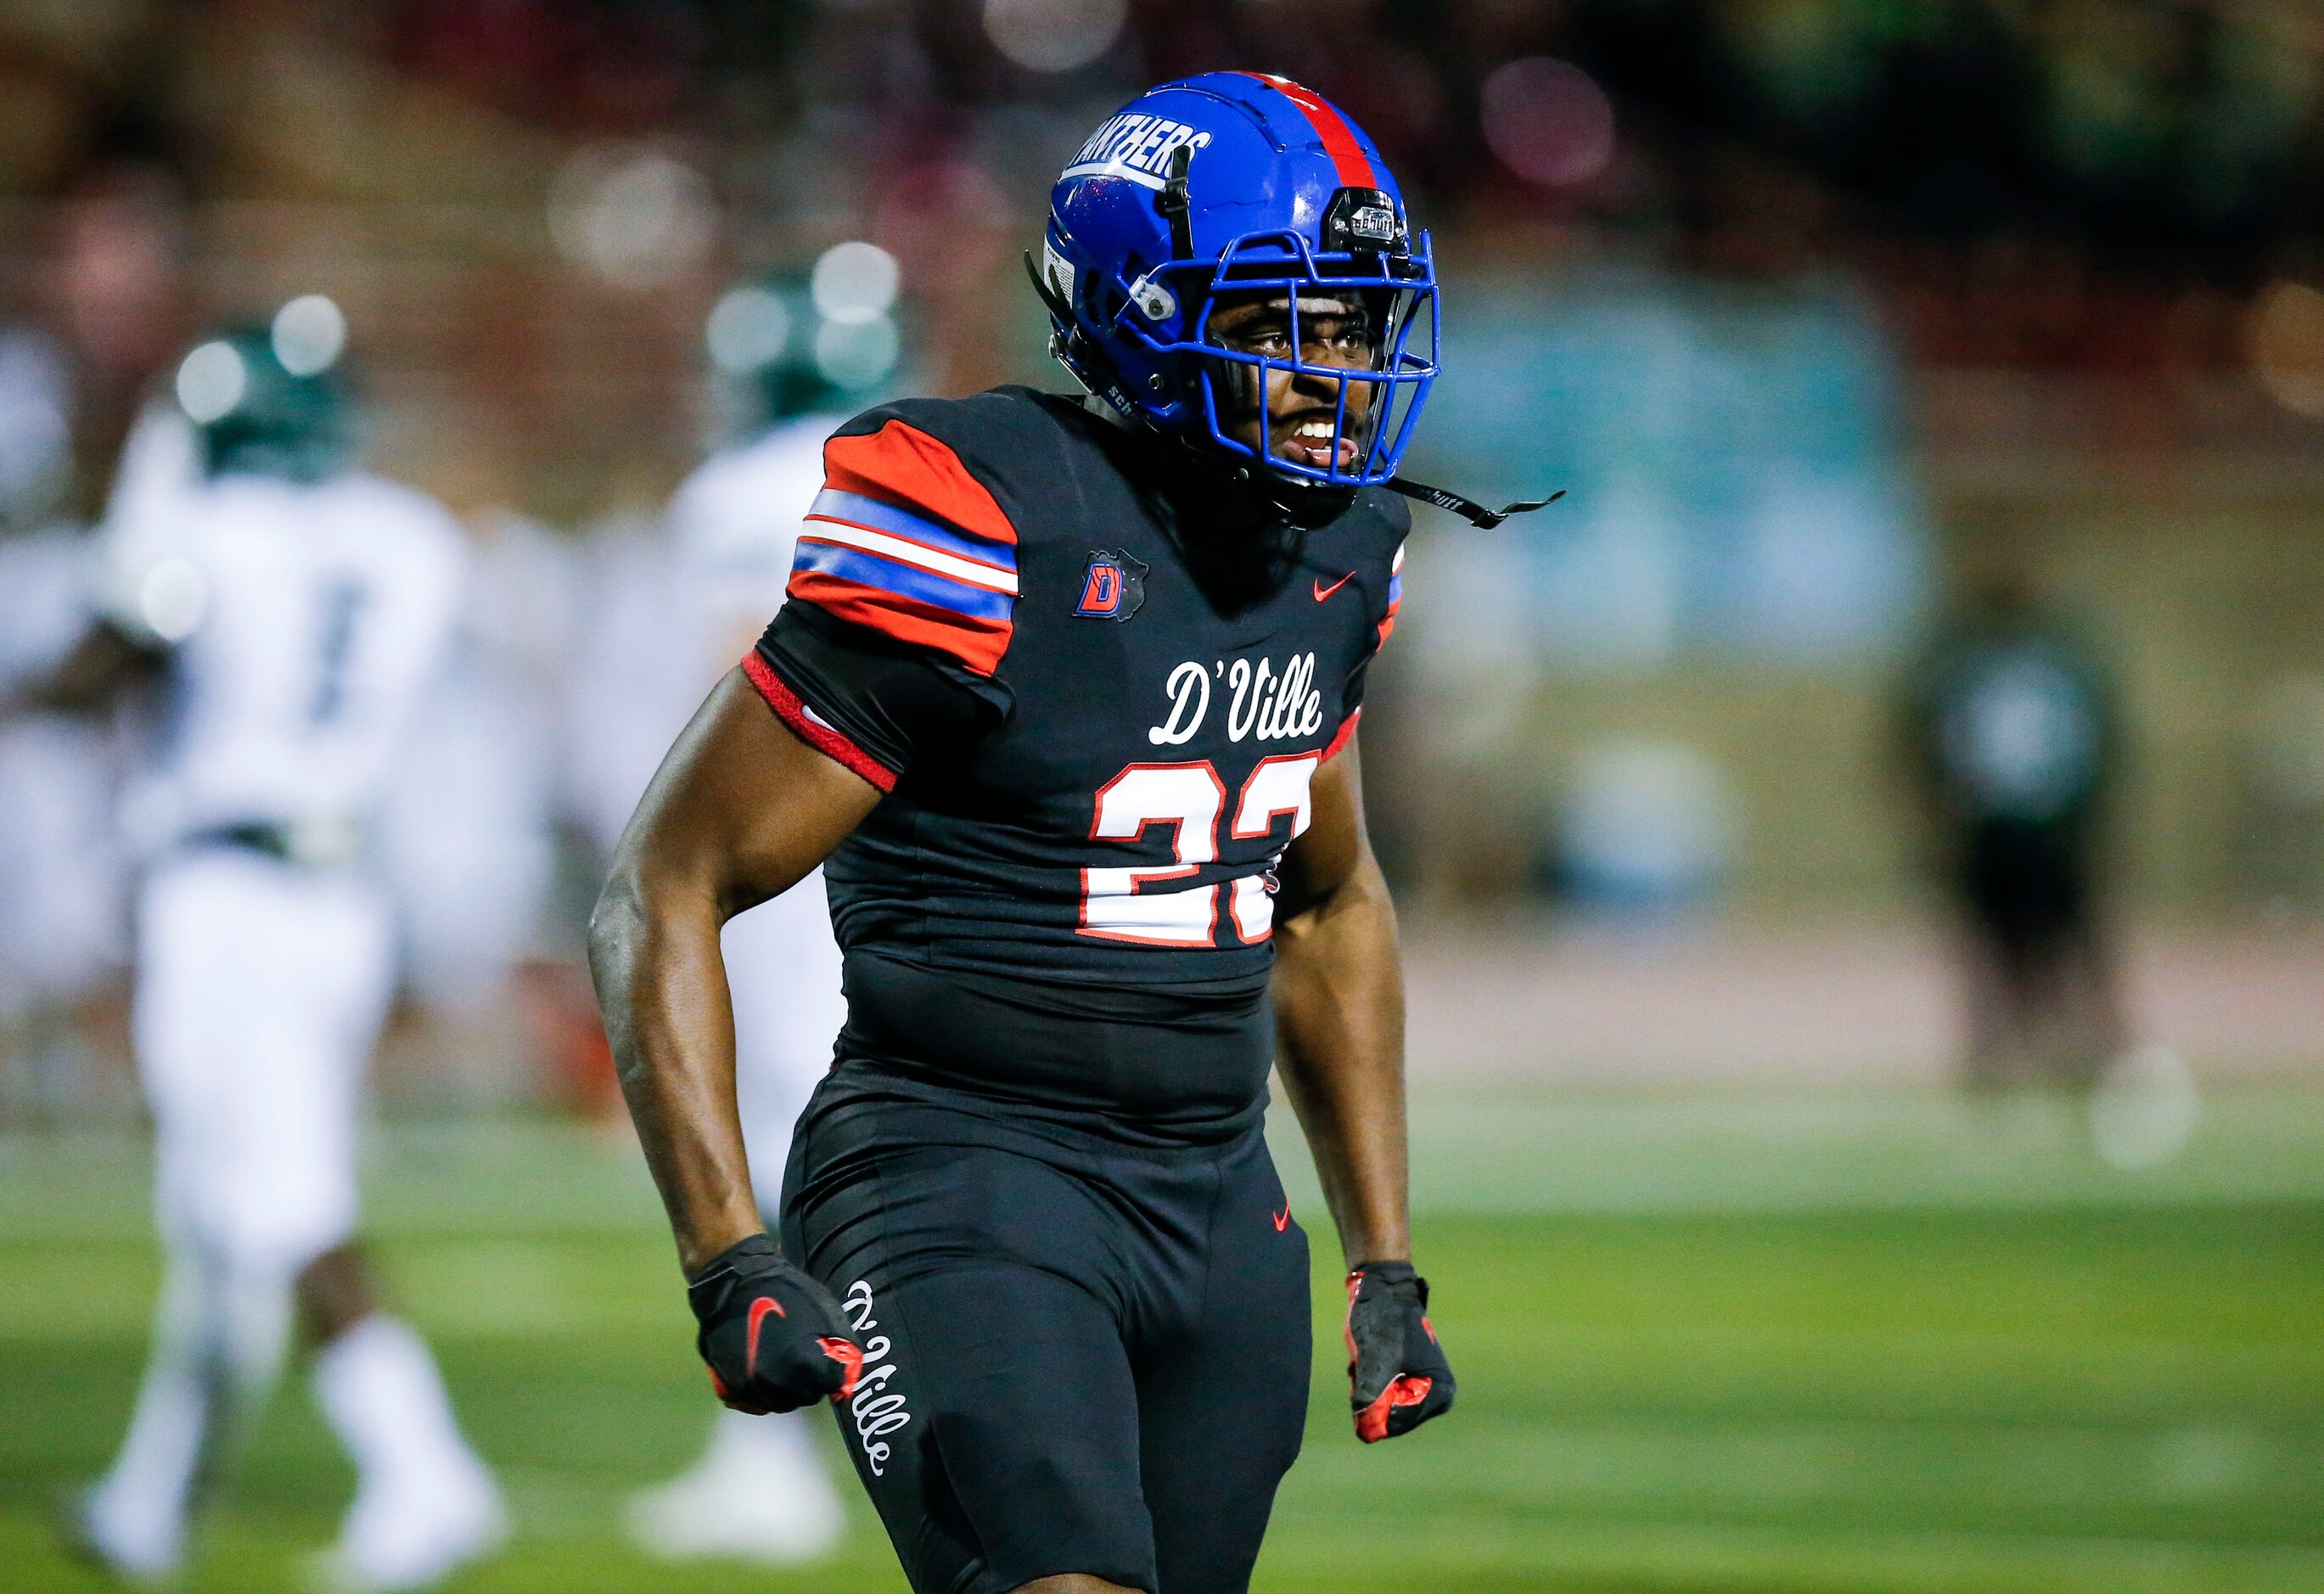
[749,386,1406,1125]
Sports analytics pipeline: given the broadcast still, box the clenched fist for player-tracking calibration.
[687,1234,864,1415]
[1344,1261,1455,1443]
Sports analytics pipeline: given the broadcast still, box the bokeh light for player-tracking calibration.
[982,0,1126,75]
[271,294,346,376]
[704,285,792,374]
[810,240,901,325]
[547,146,717,289]
[1479,57,1618,188]
[2248,278,2324,418]
[174,340,246,423]
[2089,1044,2202,1170]
[136,557,208,643]
[814,314,901,390]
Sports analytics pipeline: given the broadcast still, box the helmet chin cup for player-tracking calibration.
[1040,73,1440,494]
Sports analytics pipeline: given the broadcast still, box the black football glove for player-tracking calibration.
[687,1233,864,1415]
[1344,1260,1455,1443]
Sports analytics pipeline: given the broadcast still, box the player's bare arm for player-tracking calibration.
[590,668,879,1276]
[592,668,876,1416]
[1270,738,1408,1266]
[1272,738,1456,1443]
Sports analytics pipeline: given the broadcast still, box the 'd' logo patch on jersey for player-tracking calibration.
[1075,549,1148,621]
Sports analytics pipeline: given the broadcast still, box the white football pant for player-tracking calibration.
[88,850,493,1574]
[138,850,391,1270]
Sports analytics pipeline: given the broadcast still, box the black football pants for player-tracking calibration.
[780,1067,1312,1594]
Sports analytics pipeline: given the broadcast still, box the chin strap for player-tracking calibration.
[1385,476,1564,530]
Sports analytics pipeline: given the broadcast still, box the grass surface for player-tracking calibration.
[3,1087,2321,1592]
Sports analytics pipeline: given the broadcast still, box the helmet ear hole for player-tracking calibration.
[1092,277,1130,328]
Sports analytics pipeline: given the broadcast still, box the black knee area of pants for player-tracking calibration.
[781,1064,1312,1594]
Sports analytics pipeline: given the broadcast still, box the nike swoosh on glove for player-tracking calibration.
[1345,1260,1456,1443]
[687,1233,864,1415]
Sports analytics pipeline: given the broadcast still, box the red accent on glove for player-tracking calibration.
[1355,1374,1434,1444]
[820,1337,866,1404]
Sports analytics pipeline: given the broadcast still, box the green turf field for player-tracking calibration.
[4,1087,2322,1593]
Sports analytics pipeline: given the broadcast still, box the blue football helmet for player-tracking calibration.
[1036,73,1439,500]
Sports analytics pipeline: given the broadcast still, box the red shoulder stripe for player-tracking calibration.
[1240,74,1377,189]
[786,571,1012,677]
[741,653,897,794]
[1322,707,1361,761]
[823,420,1018,549]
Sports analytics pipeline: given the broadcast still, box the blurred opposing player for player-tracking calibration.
[593,77,1519,1594]
[47,304,503,1588]
[604,252,907,1562]
[1902,569,2125,1091]
[0,330,128,1101]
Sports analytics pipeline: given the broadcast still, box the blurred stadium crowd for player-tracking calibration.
[2,0,2322,1126]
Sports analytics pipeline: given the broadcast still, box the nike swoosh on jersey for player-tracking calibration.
[1312,573,1355,603]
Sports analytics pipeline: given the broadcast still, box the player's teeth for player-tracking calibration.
[1295,422,1332,438]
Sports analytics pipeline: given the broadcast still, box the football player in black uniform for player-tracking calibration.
[1901,570,2125,1091]
[592,74,1469,1594]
